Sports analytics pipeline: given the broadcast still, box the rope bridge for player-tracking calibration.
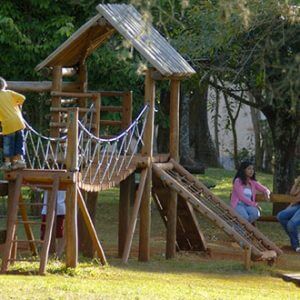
[23,104,149,190]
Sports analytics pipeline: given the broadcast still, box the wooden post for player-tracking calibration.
[77,188,107,265]
[244,245,252,271]
[119,91,133,257]
[65,108,79,268]
[78,63,88,110]
[122,168,148,263]
[51,66,62,139]
[166,79,180,259]
[139,69,155,261]
[78,94,101,258]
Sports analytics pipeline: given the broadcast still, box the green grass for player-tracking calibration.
[0,168,299,299]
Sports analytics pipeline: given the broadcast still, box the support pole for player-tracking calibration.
[139,69,155,261]
[119,91,133,257]
[65,108,79,268]
[51,66,62,139]
[166,79,180,259]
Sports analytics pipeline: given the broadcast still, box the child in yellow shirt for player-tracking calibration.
[0,77,26,170]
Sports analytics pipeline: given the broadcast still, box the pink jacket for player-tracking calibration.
[230,178,270,208]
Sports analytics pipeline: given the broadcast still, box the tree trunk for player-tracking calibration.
[249,104,263,171]
[190,83,219,167]
[264,108,299,214]
[213,87,220,161]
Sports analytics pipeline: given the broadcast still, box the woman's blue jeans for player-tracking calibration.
[235,202,260,223]
[277,203,300,250]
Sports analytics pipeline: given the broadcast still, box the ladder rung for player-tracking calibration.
[18,203,47,207]
[50,107,96,113]
[16,221,46,225]
[12,239,44,243]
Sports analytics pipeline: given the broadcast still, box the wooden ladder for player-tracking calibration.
[1,174,60,275]
[152,172,207,252]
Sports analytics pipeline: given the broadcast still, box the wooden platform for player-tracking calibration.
[281,273,300,286]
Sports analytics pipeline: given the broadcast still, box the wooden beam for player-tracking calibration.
[39,176,59,275]
[65,180,78,268]
[122,168,148,263]
[6,81,80,93]
[65,108,79,268]
[166,79,180,259]
[77,188,107,265]
[139,69,155,262]
[119,94,133,259]
[51,66,62,139]
[256,193,298,203]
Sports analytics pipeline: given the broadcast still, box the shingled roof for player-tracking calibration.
[36,4,195,77]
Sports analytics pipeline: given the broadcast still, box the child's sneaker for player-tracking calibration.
[11,160,26,170]
[0,162,11,171]
[296,247,300,253]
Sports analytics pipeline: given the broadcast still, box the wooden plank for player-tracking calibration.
[281,273,300,286]
[77,188,107,265]
[100,120,122,127]
[50,107,96,113]
[101,106,123,112]
[51,91,99,99]
[256,193,298,203]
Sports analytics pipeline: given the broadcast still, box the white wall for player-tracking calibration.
[207,86,255,170]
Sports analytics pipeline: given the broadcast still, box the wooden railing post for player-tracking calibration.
[166,79,180,259]
[51,66,62,139]
[119,91,133,257]
[139,69,155,261]
[65,108,79,268]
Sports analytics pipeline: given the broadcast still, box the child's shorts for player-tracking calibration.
[40,215,65,240]
[3,129,25,157]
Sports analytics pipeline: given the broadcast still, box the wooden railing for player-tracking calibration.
[256,193,298,222]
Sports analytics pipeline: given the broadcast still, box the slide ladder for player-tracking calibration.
[1,173,60,275]
[153,159,283,260]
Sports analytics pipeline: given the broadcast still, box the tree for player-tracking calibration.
[172,0,299,197]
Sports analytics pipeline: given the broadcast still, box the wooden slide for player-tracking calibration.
[152,159,283,261]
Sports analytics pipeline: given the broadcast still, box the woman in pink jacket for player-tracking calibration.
[231,161,270,223]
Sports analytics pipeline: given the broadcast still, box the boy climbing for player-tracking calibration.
[0,77,26,170]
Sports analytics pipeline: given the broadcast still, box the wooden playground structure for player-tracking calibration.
[0,4,288,275]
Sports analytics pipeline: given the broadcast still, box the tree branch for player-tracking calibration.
[208,79,261,109]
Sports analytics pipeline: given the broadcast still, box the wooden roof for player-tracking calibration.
[36,4,195,77]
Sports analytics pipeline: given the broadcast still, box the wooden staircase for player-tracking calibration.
[153,159,283,261]
[1,173,60,275]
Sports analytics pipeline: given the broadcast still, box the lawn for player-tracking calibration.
[0,168,299,299]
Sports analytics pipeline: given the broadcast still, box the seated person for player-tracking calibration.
[231,160,270,223]
[277,176,300,252]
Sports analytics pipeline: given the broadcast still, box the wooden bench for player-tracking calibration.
[256,193,298,222]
